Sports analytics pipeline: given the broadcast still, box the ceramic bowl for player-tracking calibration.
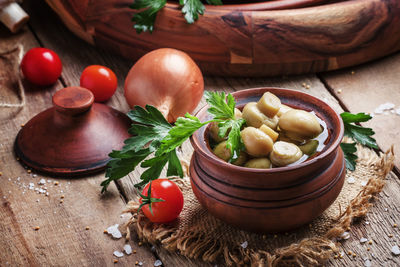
[189,87,345,232]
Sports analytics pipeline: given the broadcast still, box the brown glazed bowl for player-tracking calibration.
[189,88,345,233]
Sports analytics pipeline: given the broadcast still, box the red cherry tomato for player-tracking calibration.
[80,65,117,102]
[140,179,184,223]
[20,47,62,86]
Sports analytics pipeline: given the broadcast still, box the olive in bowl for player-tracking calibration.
[189,88,345,233]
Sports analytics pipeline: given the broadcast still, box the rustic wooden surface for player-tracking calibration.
[0,0,400,266]
[44,0,400,76]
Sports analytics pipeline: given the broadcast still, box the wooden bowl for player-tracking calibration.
[189,87,345,232]
[46,0,400,76]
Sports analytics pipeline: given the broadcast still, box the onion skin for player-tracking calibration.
[124,48,204,122]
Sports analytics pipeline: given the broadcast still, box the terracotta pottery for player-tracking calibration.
[189,88,345,232]
[14,86,131,176]
[45,0,400,76]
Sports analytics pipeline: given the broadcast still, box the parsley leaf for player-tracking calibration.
[339,112,377,171]
[157,113,210,155]
[340,143,358,171]
[341,112,378,149]
[180,0,205,24]
[101,148,151,193]
[101,105,176,192]
[123,105,172,153]
[206,0,223,4]
[130,0,167,33]
[205,91,236,119]
[218,118,246,161]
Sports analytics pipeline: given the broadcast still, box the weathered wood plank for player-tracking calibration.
[0,17,155,267]
[321,52,400,170]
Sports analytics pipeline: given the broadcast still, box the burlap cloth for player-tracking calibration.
[124,140,395,266]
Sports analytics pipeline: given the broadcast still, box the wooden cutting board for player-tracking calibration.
[45,0,400,77]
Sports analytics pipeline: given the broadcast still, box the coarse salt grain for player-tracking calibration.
[374,103,395,114]
[340,231,350,240]
[240,241,248,249]
[360,237,368,243]
[38,179,46,185]
[124,244,132,255]
[361,180,368,187]
[347,177,355,184]
[106,224,122,239]
[392,245,400,256]
[113,251,124,258]
[364,259,372,267]
[396,108,400,116]
[154,260,162,266]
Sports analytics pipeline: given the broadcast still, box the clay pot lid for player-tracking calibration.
[14,86,131,176]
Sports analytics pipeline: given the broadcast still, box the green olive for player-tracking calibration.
[276,104,293,117]
[278,109,322,140]
[256,92,281,117]
[270,141,303,167]
[241,127,274,157]
[242,102,279,129]
[213,141,247,166]
[244,158,271,169]
[209,108,242,143]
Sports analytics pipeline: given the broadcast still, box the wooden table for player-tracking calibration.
[1,1,400,266]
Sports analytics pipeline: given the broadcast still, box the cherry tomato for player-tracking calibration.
[80,65,117,102]
[140,179,184,223]
[20,47,62,86]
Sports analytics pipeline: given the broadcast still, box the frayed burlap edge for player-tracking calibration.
[123,145,395,266]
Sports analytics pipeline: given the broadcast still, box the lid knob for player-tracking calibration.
[53,86,94,116]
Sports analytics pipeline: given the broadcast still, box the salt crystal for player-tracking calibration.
[364,259,372,267]
[154,260,162,266]
[138,262,143,266]
[35,188,39,191]
[396,108,400,116]
[347,177,355,184]
[375,103,395,114]
[240,241,248,249]
[36,199,40,202]
[32,174,37,177]
[68,182,71,185]
[17,177,20,181]
[113,251,124,258]
[124,244,132,255]
[385,208,388,212]
[360,237,368,243]
[47,180,52,183]
[39,189,46,194]
[361,181,368,186]
[106,224,122,239]
[3,196,6,199]
[392,245,400,256]
[340,231,350,240]
[46,192,49,196]
[365,221,370,225]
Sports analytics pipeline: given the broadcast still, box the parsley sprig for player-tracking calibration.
[101,91,243,192]
[340,112,377,171]
[130,0,223,33]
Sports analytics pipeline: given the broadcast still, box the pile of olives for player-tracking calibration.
[210,92,327,169]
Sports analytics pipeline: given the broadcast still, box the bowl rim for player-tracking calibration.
[190,87,344,174]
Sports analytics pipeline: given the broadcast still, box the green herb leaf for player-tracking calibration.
[340,112,378,149]
[180,0,205,24]
[137,149,183,188]
[101,148,152,193]
[340,112,372,123]
[205,91,236,119]
[130,0,167,33]
[205,0,223,4]
[340,143,358,171]
[157,113,210,155]
[123,105,172,153]
[218,118,246,161]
